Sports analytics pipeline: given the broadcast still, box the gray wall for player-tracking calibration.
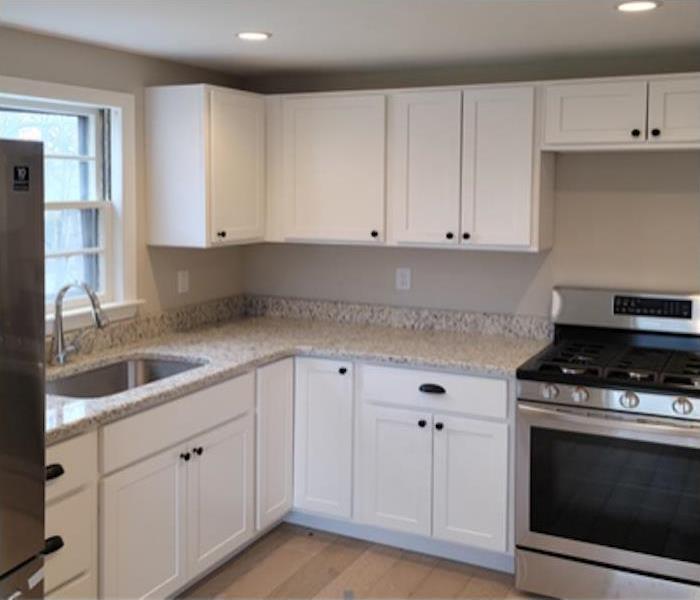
[0,26,244,314]
[243,152,700,317]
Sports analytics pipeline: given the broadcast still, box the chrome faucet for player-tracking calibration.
[51,282,109,365]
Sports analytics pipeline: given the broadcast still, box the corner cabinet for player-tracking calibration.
[279,94,387,243]
[294,358,354,518]
[146,84,265,247]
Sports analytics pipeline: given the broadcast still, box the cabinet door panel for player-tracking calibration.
[462,87,534,247]
[388,90,462,244]
[209,89,265,243]
[282,95,386,243]
[187,413,254,578]
[356,405,433,535]
[256,359,294,530]
[101,448,187,599]
[433,415,508,552]
[294,358,353,518]
[544,81,648,145]
[648,77,700,143]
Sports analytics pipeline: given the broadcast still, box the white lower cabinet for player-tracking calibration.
[294,358,354,518]
[433,415,508,551]
[256,359,294,530]
[356,405,433,535]
[187,415,254,578]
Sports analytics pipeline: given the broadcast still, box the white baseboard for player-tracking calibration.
[284,510,514,574]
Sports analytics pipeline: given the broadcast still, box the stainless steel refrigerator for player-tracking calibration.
[0,140,45,599]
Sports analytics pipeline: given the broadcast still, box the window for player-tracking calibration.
[0,98,111,306]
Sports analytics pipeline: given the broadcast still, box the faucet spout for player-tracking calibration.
[51,282,109,365]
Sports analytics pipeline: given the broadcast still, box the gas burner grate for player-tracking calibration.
[538,363,602,377]
[605,368,658,384]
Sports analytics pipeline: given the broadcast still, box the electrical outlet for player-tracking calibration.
[395,267,411,291]
[177,270,189,294]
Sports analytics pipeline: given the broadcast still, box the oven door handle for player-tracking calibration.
[518,401,700,439]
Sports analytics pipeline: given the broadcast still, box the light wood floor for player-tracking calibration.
[181,523,535,599]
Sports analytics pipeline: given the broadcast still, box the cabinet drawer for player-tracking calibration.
[46,432,97,502]
[358,364,508,420]
[101,372,255,474]
[45,486,96,594]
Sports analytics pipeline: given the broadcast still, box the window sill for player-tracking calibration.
[46,299,144,336]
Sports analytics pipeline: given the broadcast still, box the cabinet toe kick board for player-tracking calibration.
[100,372,255,475]
[358,363,508,419]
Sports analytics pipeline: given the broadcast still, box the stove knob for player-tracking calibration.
[672,397,694,416]
[619,391,640,409]
[541,383,559,400]
[571,386,589,403]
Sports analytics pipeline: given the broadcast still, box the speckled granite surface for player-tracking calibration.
[46,317,548,445]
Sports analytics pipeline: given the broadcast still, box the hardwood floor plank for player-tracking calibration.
[409,559,474,599]
[313,544,403,599]
[363,550,438,598]
[457,567,513,599]
[268,536,369,598]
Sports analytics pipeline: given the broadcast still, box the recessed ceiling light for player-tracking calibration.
[237,31,271,41]
[616,1,661,12]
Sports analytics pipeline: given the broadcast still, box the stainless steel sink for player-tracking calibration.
[46,357,204,398]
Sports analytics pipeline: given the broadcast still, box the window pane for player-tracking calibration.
[46,254,101,302]
[0,109,91,155]
[45,209,100,254]
[45,158,97,202]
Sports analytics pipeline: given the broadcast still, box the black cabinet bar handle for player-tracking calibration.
[419,383,446,394]
[42,536,64,556]
[46,464,65,481]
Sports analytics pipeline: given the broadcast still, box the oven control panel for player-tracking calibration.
[614,295,692,319]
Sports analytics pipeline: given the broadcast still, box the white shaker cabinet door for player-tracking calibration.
[101,447,188,600]
[543,80,648,145]
[256,358,295,530]
[432,414,508,552]
[294,358,354,518]
[388,90,462,245]
[282,94,386,243]
[186,413,255,579]
[461,86,535,248]
[356,404,433,536]
[209,88,266,244]
[648,77,700,143]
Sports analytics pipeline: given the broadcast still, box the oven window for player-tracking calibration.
[531,427,700,564]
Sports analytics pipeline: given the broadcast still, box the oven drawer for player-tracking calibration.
[358,364,508,419]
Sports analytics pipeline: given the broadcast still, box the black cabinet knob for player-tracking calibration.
[42,536,64,556]
[462,232,471,241]
[435,422,444,431]
[419,383,446,395]
[217,231,227,238]
[46,463,65,481]
[370,230,379,238]
[180,452,191,462]
[193,447,203,456]
[631,129,641,138]
[418,419,427,428]
[446,232,454,240]
[651,128,661,137]
[338,367,348,375]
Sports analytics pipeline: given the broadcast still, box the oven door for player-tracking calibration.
[517,400,700,584]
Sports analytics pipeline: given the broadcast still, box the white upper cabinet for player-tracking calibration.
[294,358,354,518]
[648,77,700,143]
[543,80,648,145]
[146,84,265,247]
[461,86,538,248]
[387,90,462,245]
[281,94,386,243]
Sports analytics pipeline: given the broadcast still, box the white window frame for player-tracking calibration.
[0,75,141,332]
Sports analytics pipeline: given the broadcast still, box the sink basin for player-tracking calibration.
[47,357,203,398]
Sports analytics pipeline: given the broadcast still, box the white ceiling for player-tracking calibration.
[1,0,698,76]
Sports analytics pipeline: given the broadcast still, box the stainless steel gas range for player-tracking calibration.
[515,287,700,599]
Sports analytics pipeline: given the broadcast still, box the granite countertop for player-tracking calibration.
[46,316,548,445]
